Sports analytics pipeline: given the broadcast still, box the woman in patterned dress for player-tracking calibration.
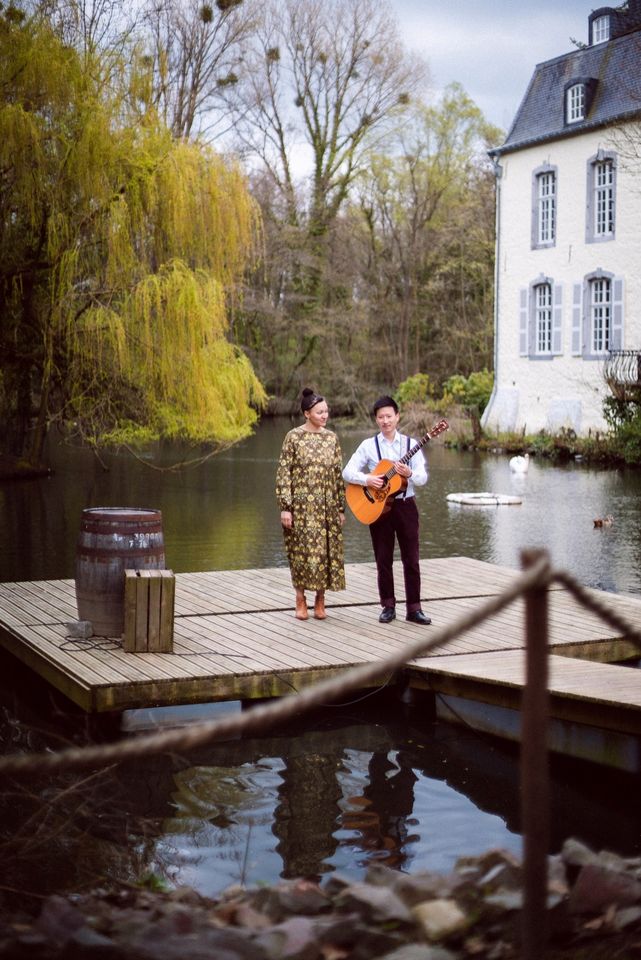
[276,388,346,620]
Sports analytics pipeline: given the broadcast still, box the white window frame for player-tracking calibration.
[572,272,624,359]
[531,164,557,249]
[520,277,563,359]
[590,276,611,354]
[535,283,553,354]
[586,151,616,244]
[594,159,614,237]
[592,15,610,44]
[537,173,555,244]
[566,84,585,123]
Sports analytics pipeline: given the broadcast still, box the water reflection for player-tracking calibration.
[1,656,640,902]
[1,421,641,902]
[2,420,641,596]
[340,750,419,869]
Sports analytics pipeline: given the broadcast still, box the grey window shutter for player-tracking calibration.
[611,276,624,350]
[571,283,583,355]
[519,288,528,356]
[552,283,563,354]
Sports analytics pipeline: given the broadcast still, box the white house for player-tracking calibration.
[482,2,641,437]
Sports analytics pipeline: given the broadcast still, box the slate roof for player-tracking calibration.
[494,28,641,156]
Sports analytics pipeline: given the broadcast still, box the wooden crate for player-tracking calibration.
[123,570,175,653]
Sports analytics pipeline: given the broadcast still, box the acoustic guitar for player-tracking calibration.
[345,419,449,525]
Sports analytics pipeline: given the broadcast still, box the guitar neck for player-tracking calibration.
[378,420,448,479]
[399,431,433,465]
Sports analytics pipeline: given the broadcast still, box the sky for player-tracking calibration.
[389,0,596,132]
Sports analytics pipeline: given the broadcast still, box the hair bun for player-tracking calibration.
[300,387,324,412]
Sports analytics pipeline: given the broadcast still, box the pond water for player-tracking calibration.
[0,419,640,900]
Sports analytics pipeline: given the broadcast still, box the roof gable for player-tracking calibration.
[496,29,641,155]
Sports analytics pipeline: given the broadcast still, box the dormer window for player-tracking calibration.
[566,83,585,123]
[592,15,610,44]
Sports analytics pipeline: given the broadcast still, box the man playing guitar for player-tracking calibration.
[342,395,432,625]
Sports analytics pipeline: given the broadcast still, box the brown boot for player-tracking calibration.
[295,590,308,620]
[314,591,326,620]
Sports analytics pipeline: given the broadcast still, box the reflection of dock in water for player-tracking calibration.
[1,556,641,769]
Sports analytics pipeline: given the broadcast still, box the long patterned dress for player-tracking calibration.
[276,425,346,592]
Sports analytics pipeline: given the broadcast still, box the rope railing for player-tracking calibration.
[2,551,640,960]
[0,553,638,778]
[0,554,551,776]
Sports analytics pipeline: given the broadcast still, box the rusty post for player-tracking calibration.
[520,548,550,960]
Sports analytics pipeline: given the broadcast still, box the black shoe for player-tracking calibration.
[379,606,396,623]
[406,610,431,625]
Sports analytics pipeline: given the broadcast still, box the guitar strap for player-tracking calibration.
[374,434,411,500]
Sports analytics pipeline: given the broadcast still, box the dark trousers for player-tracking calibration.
[369,497,421,612]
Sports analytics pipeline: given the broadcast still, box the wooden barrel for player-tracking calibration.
[75,507,166,638]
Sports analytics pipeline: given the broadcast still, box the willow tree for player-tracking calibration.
[0,6,265,467]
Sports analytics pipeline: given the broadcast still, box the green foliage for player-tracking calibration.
[477,427,620,465]
[601,396,641,464]
[395,373,433,407]
[613,416,641,464]
[602,395,636,430]
[0,10,265,462]
[136,872,170,893]
[441,369,494,415]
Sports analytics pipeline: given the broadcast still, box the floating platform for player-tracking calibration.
[0,557,641,768]
[446,492,522,506]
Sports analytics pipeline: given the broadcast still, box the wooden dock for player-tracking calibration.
[1,557,641,743]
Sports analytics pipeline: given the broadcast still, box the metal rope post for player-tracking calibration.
[520,548,551,959]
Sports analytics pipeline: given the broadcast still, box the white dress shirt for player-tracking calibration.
[342,430,428,498]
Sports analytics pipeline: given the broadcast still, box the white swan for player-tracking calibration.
[509,452,530,473]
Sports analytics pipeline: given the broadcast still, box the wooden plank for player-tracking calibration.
[135,571,150,652]
[148,574,162,650]
[158,570,175,653]
[123,571,138,653]
[409,649,641,735]
[0,557,640,715]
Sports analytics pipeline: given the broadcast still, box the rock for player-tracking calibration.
[321,873,354,897]
[483,890,523,914]
[380,945,458,960]
[127,926,266,960]
[35,895,86,945]
[255,916,319,960]
[8,840,641,960]
[613,905,641,931]
[377,868,458,907]
[64,924,119,957]
[455,849,520,884]
[411,899,468,942]
[334,881,413,925]
[478,862,521,893]
[546,853,569,895]
[274,880,329,916]
[167,886,207,906]
[315,915,407,957]
[561,837,599,869]
[569,863,641,915]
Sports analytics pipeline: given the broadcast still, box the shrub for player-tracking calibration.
[614,415,641,464]
[441,369,494,416]
[395,373,434,407]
